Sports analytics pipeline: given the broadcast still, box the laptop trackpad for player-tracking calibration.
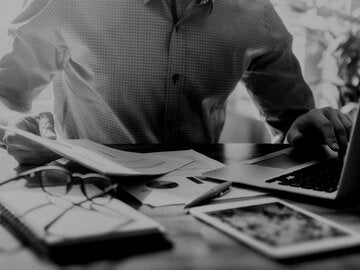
[252,153,305,170]
[204,148,324,185]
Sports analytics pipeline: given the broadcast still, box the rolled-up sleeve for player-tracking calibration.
[0,0,64,112]
[242,0,315,142]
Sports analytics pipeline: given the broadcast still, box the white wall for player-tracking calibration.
[0,0,54,113]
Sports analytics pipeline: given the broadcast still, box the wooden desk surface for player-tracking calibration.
[1,144,360,270]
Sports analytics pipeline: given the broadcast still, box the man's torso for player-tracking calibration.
[49,0,276,144]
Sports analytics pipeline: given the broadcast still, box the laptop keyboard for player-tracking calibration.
[265,158,342,193]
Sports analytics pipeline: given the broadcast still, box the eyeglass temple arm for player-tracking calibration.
[44,183,118,232]
[0,172,30,186]
[85,183,118,201]
[0,167,42,186]
[0,165,70,187]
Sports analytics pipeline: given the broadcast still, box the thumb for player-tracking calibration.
[286,126,303,146]
[36,112,57,140]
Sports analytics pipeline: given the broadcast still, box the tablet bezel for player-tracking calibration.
[189,197,360,259]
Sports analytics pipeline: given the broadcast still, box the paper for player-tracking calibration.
[0,126,192,176]
[122,176,265,207]
[116,150,264,207]
[148,150,225,176]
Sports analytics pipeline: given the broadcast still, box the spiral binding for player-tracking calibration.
[0,198,49,256]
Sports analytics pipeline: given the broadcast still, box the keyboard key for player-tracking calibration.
[265,158,342,193]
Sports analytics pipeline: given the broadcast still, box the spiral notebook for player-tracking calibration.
[0,186,167,261]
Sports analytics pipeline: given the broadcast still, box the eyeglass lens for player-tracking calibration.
[39,169,115,204]
[39,169,73,196]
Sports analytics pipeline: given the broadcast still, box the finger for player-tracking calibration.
[323,110,348,152]
[35,112,57,140]
[310,113,339,151]
[7,147,34,164]
[4,135,30,149]
[3,131,40,150]
[7,145,59,165]
[298,110,340,151]
[15,115,40,135]
[5,113,56,147]
[286,125,304,146]
[338,112,353,140]
[4,115,41,146]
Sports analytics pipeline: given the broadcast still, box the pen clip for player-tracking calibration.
[217,187,231,198]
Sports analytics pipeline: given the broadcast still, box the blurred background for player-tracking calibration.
[1,0,360,143]
[222,0,360,143]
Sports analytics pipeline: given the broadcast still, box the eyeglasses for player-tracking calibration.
[1,165,117,198]
[0,165,121,234]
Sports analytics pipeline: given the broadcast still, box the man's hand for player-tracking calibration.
[287,107,353,154]
[3,112,60,164]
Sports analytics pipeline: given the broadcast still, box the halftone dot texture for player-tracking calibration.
[0,0,314,144]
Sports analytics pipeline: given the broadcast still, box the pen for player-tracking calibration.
[184,181,232,208]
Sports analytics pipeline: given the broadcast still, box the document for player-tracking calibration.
[69,143,264,206]
[116,150,265,207]
[0,126,192,176]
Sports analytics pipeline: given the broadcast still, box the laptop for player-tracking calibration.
[203,108,360,202]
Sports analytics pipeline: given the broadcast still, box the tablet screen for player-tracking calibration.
[208,202,347,247]
[190,198,360,258]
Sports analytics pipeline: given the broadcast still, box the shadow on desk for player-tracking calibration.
[42,234,172,265]
[280,245,360,265]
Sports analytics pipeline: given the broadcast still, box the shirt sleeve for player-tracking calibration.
[241,0,315,142]
[0,0,65,112]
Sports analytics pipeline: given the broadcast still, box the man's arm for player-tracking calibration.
[242,0,351,153]
[242,41,315,142]
[242,0,315,142]
[0,0,63,163]
[0,100,25,139]
[0,0,63,110]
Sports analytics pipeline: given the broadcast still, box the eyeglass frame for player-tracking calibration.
[0,165,121,235]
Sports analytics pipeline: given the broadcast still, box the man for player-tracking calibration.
[0,0,352,164]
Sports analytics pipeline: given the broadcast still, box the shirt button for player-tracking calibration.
[172,74,180,84]
[165,119,174,129]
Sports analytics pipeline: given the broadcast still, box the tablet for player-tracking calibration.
[189,197,360,259]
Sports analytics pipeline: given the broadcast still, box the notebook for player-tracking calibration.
[0,186,167,261]
[204,107,360,202]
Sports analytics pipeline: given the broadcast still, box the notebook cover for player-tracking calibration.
[0,187,167,261]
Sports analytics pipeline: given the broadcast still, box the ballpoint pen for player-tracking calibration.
[184,181,232,208]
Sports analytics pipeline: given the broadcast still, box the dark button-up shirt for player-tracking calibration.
[0,0,314,144]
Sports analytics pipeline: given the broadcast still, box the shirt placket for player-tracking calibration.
[163,3,194,143]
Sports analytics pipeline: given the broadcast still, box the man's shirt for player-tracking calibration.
[0,0,314,144]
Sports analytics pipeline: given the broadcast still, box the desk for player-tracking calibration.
[1,144,360,269]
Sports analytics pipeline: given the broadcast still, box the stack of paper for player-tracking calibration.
[0,125,192,176]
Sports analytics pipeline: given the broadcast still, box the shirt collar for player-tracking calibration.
[144,0,214,13]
